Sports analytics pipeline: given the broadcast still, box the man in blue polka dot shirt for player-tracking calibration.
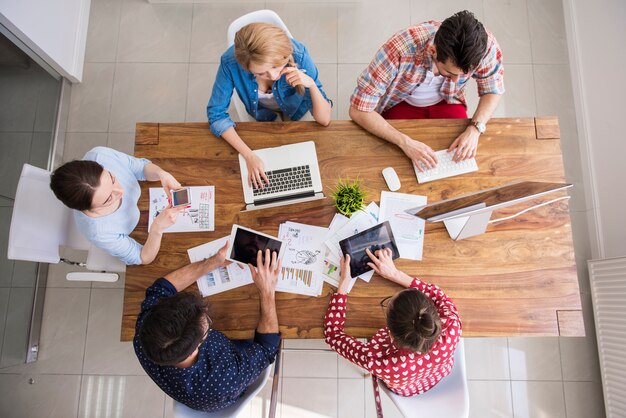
[134,242,281,412]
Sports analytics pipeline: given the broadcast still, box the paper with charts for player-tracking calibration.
[149,186,215,233]
[188,236,253,297]
[322,213,349,289]
[379,191,427,260]
[277,221,327,296]
[323,203,379,291]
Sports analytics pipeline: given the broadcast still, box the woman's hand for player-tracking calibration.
[158,171,182,201]
[366,248,414,287]
[365,248,401,281]
[281,67,315,89]
[151,205,185,234]
[244,153,270,190]
[337,254,353,295]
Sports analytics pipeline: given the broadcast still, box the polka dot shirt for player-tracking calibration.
[323,277,462,396]
[133,278,280,412]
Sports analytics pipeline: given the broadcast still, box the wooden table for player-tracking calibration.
[121,117,583,341]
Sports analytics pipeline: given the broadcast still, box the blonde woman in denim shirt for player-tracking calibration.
[207,23,332,189]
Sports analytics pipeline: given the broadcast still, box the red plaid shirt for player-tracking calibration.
[323,278,462,396]
[350,21,505,113]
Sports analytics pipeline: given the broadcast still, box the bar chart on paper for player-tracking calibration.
[281,267,314,287]
[277,221,327,296]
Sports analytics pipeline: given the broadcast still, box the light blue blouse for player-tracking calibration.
[74,147,150,265]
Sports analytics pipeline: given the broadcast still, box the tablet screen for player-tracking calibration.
[339,221,400,277]
[229,227,283,267]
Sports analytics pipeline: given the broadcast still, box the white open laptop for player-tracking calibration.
[239,141,325,211]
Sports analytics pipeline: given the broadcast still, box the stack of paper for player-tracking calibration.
[322,202,380,292]
[149,186,215,233]
[187,192,426,298]
[188,236,253,297]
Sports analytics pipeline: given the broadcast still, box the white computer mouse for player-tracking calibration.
[382,167,401,191]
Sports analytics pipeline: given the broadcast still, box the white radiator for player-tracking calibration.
[589,257,626,418]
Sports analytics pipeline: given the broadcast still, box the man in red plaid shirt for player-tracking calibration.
[349,11,504,169]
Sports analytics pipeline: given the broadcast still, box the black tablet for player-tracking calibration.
[339,221,400,277]
[226,224,285,267]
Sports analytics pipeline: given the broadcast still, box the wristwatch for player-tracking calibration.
[471,120,486,134]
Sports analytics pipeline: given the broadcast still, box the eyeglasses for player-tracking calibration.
[380,296,392,316]
[199,312,213,347]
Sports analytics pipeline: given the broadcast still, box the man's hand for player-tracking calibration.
[448,126,479,162]
[205,241,231,270]
[248,249,281,297]
[164,241,231,292]
[158,171,182,201]
[400,137,438,171]
[244,152,270,190]
[151,205,185,233]
[337,254,353,295]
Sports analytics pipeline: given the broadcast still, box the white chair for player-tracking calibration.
[7,164,125,282]
[226,10,293,123]
[173,363,273,418]
[376,339,469,418]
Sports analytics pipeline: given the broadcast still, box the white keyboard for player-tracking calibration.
[413,149,478,183]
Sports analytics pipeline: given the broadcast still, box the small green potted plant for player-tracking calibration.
[331,177,367,216]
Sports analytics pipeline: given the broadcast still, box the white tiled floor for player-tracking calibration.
[0,0,606,417]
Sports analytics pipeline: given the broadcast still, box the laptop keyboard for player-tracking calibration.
[253,165,313,196]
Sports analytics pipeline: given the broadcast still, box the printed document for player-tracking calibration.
[188,236,252,297]
[149,186,215,233]
[379,191,427,260]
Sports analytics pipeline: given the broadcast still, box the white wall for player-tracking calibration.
[564,0,626,259]
[0,0,90,82]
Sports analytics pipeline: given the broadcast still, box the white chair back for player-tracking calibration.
[173,365,272,417]
[225,10,292,123]
[378,339,469,418]
[8,164,75,263]
[8,163,125,275]
[226,9,292,47]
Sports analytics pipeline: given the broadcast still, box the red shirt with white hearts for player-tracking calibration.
[323,278,461,396]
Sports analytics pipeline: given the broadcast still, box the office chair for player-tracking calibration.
[374,339,469,418]
[226,10,293,123]
[172,351,279,418]
[7,164,125,282]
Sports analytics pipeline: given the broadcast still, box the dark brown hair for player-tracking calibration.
[386,288,442,353]
[434,10,488,74]
[49,160,104,211]
[139,292,209,366]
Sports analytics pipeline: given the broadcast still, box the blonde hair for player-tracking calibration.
[234,23,305,95]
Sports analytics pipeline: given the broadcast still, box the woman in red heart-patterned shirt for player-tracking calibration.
[323,247,461,397]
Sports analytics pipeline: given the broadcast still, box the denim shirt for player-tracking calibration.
[207,38,331,138]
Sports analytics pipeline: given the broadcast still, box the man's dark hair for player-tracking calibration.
[386,288,442,353]
[139,292,209,366]
[49,160,103,211]
[434,10,488,73]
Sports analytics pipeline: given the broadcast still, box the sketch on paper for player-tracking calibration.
[277,221,327,296]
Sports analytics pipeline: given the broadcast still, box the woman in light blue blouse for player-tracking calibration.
[207,22,332,189]
[50,147,184,265]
